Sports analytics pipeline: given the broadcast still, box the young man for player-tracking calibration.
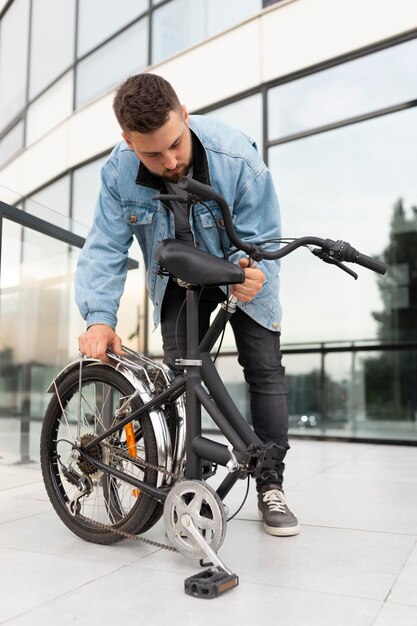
[75,73,299,536]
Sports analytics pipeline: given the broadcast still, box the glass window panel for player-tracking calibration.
[0,225,76,463]
[72,156,108,233]
[29,0,76,100]
[0,121,24,167]
[152,0,261,64]
[77,0,148,57]
[75,19,148,109]
[26,72,73,145]
[268,38,417,140]
[0,219,144,463]
[285,352,323,433]
[205,94,263,154]
[0,0,30,131]
[26,176,71,229]
[268,107,417,345]
[359,349,417,440]
[204,0,261,35]
[214,355,249,426]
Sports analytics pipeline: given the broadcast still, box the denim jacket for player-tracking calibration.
[75,115,283,332]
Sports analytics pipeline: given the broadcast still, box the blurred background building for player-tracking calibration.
[0,0,416,463]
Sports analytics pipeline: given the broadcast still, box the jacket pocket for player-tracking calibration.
[122,204,155,227]
[193,202,226,230]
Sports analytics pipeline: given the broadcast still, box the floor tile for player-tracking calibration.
[0,508,158,563]
[2,558,382,626]
[0,440,415,626]
[373,602,417,626]
[387,539,417,606]
[0,547,127,623]
[140,517,415,601]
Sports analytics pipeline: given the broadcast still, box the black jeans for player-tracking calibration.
[160,279,290,490]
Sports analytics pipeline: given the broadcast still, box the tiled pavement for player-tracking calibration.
[1,438,416,625]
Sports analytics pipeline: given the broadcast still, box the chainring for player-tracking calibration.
[163,480,226,559]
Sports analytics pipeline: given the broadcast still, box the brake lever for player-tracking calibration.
[310,248,358,280]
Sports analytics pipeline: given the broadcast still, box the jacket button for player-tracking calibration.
[129,215,137,223]
[272,321,279,329]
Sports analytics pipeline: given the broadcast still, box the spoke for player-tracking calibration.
[53,379,75,440]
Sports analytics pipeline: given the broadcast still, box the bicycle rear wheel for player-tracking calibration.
[41,365,162,544]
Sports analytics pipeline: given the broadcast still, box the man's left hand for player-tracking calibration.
[230,257,266,303]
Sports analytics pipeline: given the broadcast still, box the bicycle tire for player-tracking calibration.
[40,365,163,544]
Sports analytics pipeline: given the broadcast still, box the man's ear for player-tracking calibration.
[122,131,133,149]
[181,104,190,126]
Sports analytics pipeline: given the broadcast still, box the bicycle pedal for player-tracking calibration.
[184,568,239,599]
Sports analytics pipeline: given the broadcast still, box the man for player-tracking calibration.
[75,73,299,537]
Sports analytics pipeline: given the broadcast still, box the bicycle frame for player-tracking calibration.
[59,181,388,513]
[68,286,264,506]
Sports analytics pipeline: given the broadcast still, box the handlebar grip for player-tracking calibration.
[178,176,216,200]
[326,240,388,275]
[355,252,387,275]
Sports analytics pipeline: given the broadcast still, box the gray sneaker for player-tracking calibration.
[258,487,300,536]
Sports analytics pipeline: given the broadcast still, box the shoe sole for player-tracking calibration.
[258,509,301,536]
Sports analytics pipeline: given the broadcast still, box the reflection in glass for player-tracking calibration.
[26,176,71,228]
[205,94,263,154]
[285,348,417,440]
[269,107,417,344]
[29,0,76,100]
[373,199,417,343]
[0,0,30,132]
[0,121,24,168]
[284,352,322,433]
[0,225,76,463]
[26,72,74,145]
[72,156,108,232]
[152,0,261,64]
[0,220,143,463]
[361,349,417,436]
[75,19,148,109]
[213,355,249,427]
[268,37,417,140]
[77,0,148,57]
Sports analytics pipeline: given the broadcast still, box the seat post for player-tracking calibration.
[184,286,203,479]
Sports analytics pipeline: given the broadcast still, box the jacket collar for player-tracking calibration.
[135,128,210,189]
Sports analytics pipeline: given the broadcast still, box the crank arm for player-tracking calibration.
[180,513,232,575]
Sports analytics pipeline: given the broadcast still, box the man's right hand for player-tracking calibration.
[78,324,125,363]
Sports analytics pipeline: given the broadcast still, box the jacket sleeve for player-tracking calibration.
[74,158,134,329]
[228,163,282,284]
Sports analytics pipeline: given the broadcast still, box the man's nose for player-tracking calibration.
[163,153,177,170]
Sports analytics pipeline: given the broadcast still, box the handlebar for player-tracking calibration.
[159,177,388,278]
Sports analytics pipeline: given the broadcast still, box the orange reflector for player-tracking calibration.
[132,489,141,497]
[124,422,137,457]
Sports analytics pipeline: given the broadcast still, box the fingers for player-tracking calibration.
[231,259,265,302]
[111,334,126,356]
[78,324,123,363]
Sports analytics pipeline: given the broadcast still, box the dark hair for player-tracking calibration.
[113,73,181,133]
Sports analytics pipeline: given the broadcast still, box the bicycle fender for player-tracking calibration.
[47,358,172,487]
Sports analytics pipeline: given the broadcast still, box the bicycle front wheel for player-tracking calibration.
[40,365,162,544]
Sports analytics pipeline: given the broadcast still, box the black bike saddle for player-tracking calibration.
[155,239,245,287]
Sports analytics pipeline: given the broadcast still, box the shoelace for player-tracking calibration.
[262,489,288,513]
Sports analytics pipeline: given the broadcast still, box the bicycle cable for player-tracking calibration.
[226,475,250,522]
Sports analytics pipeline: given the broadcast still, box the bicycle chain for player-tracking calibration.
[101,441,184,482]
[76,513,179,552]
[74,442,183,552]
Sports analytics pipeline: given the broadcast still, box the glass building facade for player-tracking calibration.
[0,0,416,464]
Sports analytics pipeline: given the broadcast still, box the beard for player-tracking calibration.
[161,162,190,183]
